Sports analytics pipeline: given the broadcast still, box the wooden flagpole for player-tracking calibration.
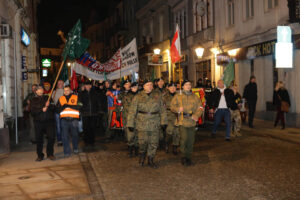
[47,60,66,102]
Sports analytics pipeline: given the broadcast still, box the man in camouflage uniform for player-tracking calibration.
[230,83,242,137]
[153,78,168,148]
[121,82,139,157]
[163,82,180,155]
[170,80,203,166]
[127,80,168,168]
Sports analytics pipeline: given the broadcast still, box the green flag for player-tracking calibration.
[62,19,90,60]
[59,63,69,82]
[223,59,235,87]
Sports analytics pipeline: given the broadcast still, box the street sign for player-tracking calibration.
[276,26,293,68]
[42,58,51,68]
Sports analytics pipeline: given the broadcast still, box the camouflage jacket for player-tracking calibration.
[127,90,168,131]
[162,92,177,122]
[170,90,203,127]
[153,87,168,96]
[121,91,136,126]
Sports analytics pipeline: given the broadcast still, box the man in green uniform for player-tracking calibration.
[170,80,203,166]
[127,80,168,168]
[162,82,180,155]
[122,82,139,157]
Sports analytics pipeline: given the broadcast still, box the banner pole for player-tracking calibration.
[47,60,66,102]
[179,59,183,121]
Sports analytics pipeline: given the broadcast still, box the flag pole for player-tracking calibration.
[179,59,183,121]
[47,60,66,102]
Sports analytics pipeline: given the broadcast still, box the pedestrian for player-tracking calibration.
[230,83,242,137]
[78,80,100,146]
[196,78,204,88]
[23,84,37,144]
[273,81,291,130]
[170,80,203,166]
[243,76,257,128]
[57,85,81,157]
[163,82,180,155]
[97,82,108,135]
[127,80,168,168]
[122,82,139,157]
[52,80,65,146]
[30,85,55,161]
[208,80,235,141]
[105,81,121,139]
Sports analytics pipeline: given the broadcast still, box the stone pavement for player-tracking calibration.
[0,144,103,200]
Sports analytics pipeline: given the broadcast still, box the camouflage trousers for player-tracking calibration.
[230,109,242,136]
[126,127,138,147]
[179,126,196,159]
[138,131,159,157]
[165,122,180,146]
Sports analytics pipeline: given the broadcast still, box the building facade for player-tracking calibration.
[0,0,40,130]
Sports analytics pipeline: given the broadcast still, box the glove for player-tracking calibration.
[128,127,134,132]
[161,125,167,131]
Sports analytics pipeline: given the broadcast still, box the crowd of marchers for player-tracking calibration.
[22,76,290,167]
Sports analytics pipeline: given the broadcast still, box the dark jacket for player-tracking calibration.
[78,88,100,117]
[30,95,54,122]
[207,88,235,109]
[231,92,242,110]
[97,89,108,113]
[273,88,291,107]
[243,82,257,102]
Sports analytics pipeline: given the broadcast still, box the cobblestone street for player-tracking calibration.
[1,120,300,200]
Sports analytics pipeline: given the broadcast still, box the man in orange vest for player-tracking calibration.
[57,85,81,157]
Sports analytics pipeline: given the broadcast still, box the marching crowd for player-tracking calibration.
[23,75,290,168]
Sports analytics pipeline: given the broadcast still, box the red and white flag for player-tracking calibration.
[170,24,181,63]
[70,69,78,91]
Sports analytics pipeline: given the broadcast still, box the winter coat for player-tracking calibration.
[207,88,235,109]
[78,88,100,117]
[30,95,54,122]
[273,88,291,107]
[243,82,257,102]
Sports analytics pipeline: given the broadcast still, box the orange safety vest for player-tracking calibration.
[59,94,80,119]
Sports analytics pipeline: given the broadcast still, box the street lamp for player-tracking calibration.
[154,48,161,55]
[228,48,240,57]
[195,47,204,58]
[210,47,220,55]
[67,62,71,67]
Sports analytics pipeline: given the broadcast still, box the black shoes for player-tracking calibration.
[139,153,146,166]
[225,138,232,142]
[48,155,56,161]
[181,157,192,166]
[35,157,43,162]
[172,145,178,155]
[148,157,158,169]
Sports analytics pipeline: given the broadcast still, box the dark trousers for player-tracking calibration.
[34,121,55,158]
[248,100,257,127]
[179,126,196,159]
[212,109,231,139]
[83,116,97,145]
[61,119,79,155]
[275,106,285,127]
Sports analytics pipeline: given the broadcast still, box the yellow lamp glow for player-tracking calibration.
[195,47,204,58]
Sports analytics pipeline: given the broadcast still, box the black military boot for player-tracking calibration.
[181,157,186,166]
[139,153,146,167]
[134,146,139,156]
[129,146,134,157]
[165,142,170,153]
[172,145,178,155]
[185,158,192,166]
[148,156,158,169]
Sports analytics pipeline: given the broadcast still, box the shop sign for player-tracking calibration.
[217,53,230,65]
[21,27,30,46]
[21,56,28,81]
[246,40,276,59]
[42,58,52,68]
[276,26,293,68]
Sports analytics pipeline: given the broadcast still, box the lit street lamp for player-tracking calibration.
[154,48,161,55]
[195,47,204,58]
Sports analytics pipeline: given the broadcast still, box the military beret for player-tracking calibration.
[182,80,191,87]
[168,82,176,87]
[84,80,92,85]
[143,79,153,85]
[131,82,138,87]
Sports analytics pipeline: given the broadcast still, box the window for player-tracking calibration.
[244,0,254,19]
[227,0,235,26]
[159,15,163,41]
[174,9,187,39]
[264,0,278,11]
[193,0,213,33]
[196,60,211,84]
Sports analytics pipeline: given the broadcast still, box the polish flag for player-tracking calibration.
[70,69,78,91]
[170,24,181,63]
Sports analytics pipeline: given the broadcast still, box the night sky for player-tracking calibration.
[37,0,120,48]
